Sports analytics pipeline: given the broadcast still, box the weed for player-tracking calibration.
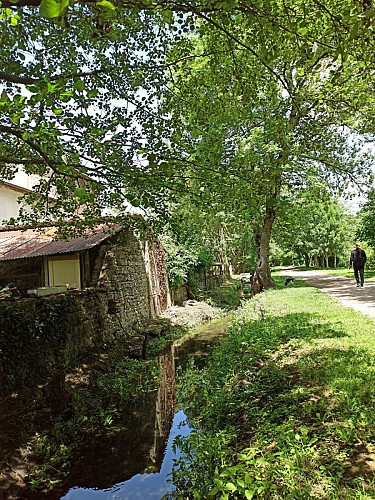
[200,278,243,310]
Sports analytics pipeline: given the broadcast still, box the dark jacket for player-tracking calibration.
[350,248,367,268]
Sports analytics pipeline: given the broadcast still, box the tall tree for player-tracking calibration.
[273,190,353,268]
[1,0,374,284]
[160,7,373,288]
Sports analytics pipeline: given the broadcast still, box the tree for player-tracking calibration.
[1,5,186,233]
[356,189,375,248]
[1,0,374,288]
[159,6,373,289]
[273,189,353,268]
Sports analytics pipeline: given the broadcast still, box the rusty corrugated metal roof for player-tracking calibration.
[0,224,122,261]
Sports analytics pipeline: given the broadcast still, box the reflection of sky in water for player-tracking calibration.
[61,410,191,500]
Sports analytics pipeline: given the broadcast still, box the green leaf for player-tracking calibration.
[96,0,116,10]
[53,109,63,115]
[130,198,140,207]
[225,482,237,491]
[245,490,255,499]
[162,9,173,24]
[39,0,69,19]
[74,187,87,200]
[244,473,253,485]
[74,79,85,92]
[11,114,20,125]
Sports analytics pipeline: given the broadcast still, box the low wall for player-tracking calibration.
[0,289,147,393]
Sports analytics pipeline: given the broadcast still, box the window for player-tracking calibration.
[47,254,81,289]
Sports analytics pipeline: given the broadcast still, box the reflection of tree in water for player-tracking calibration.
[56,318,229,498]
[151,351,176,466]
[56,350,176,494]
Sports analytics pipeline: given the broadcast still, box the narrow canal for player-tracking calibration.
[58,316,232,499]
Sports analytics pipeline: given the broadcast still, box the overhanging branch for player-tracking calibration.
[0,69,105,85]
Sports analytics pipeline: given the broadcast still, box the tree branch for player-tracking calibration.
[0,69,105,85]
[0,125,97,183]
[193,10,293,99]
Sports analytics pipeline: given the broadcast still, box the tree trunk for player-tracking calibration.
[252,198,276,294]
[304,254,310,268]
[218,225,230,275]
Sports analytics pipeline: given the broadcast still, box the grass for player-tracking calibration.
[172,278,375,499]
[274,265,375,281]
[199,277,243,310]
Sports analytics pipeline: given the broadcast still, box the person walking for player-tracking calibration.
[349,243,367,287]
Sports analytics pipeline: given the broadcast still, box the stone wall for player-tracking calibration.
[96,232,152,329]
[0,230,170,392]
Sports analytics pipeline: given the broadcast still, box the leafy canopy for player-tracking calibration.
[0,0,374,245]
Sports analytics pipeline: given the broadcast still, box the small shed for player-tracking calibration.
[0,223,170,318]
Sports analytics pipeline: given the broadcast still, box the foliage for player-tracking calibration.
[161,202,235,289]
[356,189,375,249]
[1,0,374,283]
[146,325,188,358]
[0,4,181,232]
[0,298,71,389]
[158,3,374,287]
[172,283,375,498]
[201,278,242,310]
[272,189,355,267]
[161,234,206,289]
[26,355,160,492]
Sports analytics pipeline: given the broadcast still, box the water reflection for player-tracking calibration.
[62,411,191,500]
[60,317,230,499]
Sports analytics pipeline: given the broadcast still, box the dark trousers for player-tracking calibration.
[354,266,364,285]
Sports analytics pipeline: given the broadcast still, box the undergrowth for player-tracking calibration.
[200,278,243,310]
[171,280,375,499]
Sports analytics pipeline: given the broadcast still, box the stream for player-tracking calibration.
[59,316,232,499]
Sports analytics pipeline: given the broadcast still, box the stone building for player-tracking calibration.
[0,224,169,317]
[0,224,171,389]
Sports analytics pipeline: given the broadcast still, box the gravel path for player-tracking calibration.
[280,268,375,320]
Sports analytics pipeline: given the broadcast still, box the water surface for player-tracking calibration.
[60,316,231,499]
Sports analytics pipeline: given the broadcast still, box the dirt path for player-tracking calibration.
[280,268,375,320]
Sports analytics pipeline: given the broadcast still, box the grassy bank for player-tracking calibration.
[172,278,375,499]
[276,266,375,281]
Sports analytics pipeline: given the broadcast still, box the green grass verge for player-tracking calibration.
[172,280,375,499]
[274,266,375,281]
